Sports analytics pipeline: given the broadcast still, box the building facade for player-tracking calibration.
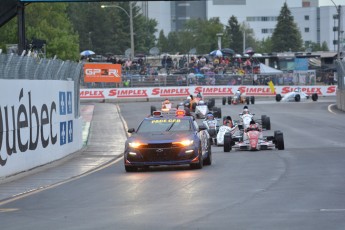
[147,0,344,53]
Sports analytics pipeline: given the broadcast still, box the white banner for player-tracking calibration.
[0,80,82,178]
[80,85,337,100]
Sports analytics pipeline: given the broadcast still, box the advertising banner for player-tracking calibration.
[84,63,122,83]
[80,85,337,100]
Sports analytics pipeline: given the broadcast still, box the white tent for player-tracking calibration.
[259,63,283,75]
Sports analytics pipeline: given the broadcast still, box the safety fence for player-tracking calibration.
[0,53,83,117]
[80,71,326,89]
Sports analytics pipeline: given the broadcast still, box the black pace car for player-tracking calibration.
[124,110,212,172]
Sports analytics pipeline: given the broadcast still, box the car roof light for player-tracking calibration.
[152,111,162,117]
[176,109,185,117]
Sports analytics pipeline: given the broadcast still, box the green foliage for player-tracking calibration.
[256,37,273,53]
[224,16,243,53]
[157,30,168,53]
[271,2,303,52]
[0,3,79,60]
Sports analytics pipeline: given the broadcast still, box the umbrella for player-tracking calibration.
[245,47,255,55]
[80,50,95,56]
[209,50,223,57]
[221,48,235,55]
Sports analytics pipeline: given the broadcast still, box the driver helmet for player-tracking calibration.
[187,96,191,100]
[243,109,249,114]
[206,113,214,120]
[198,100,205,105]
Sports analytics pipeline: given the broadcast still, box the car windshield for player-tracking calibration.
[136,118,191,133]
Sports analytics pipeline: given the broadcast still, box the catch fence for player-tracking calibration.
[0,53,83,117]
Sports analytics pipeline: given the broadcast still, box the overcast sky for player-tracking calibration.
[319,0,343,6]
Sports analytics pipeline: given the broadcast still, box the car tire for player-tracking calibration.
[276,94,282,102]
[275,132,285,150]
[312,93,318,101]
[223,133,232,152]
[295,94,301,102]
[246,97,250,105]
[251,96,255,104]
[203,139,212,166]
[264,116,271,130]
[222,97,226,105]
[228,96,232,105]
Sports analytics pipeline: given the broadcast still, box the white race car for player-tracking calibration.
[216,124,239,146]
[276,89,318,102]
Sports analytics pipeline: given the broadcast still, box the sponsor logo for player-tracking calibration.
[195,86,233,95]
[108,89,148,98]
[152,88,190,96]
[0,89,73,167]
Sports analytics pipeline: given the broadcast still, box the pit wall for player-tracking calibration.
[80,85,337,100]
[0,79,83,179]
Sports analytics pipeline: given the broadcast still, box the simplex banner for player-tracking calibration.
[80,85,337,100]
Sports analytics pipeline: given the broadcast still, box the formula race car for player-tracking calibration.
[222,92,255,105]
[231,128,285,151]
[236,112,271,131]
[150,100,173,115]
[202,114,221,145]
[275,88,318,102]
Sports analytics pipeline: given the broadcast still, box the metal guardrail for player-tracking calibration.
[0,53,82,117]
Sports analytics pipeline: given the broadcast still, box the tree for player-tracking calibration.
[271,2,303,52]
[0,3,79,60]
[224,16,243,53]
[256,37,273,53]
[156,30,168,53]
[183,18,224,54]
[240,22,258,54]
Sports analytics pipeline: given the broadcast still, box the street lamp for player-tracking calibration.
[330,0,342,60]
[101,2,135,60]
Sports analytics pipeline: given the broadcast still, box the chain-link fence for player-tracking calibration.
[0,53,83,117]
[336,59,345,111]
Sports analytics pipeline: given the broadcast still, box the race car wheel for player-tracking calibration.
[250,96,255,104]
[246,97,250,105]
[295,94,301,102]
[222,97,226,105]
[214,107,222,118]
[203,139,212,166]
[276,94,282,102]
[210,98,215,108]
[264,116,271,130]
[190,144,203,169]
[184,107,191,116]
[275,132,285,150]
[312,93,318,101]
[261,115,267,125]
[125,165,138,172]
[150,105,157,115]
[223,133,232,152]
[228,96,232,105]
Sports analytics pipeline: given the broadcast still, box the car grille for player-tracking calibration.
[140,147,193,162]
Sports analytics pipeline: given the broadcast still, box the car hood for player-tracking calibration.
[128,131,194,143]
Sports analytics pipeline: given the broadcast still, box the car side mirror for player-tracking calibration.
[127,128,135,133]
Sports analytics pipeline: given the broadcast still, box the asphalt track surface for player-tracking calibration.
[0,97,345,230]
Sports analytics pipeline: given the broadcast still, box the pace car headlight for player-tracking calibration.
[129,142,145,148]
[173,140,194,146]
